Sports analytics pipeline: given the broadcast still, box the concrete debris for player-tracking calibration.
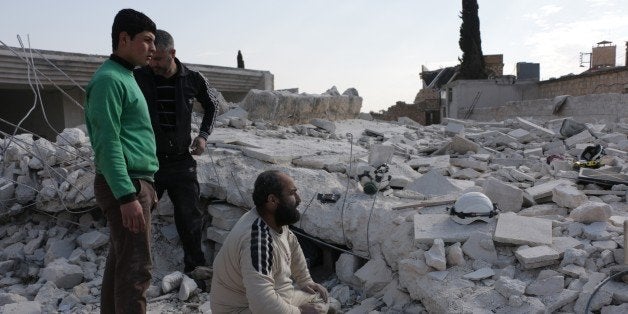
[2,111,628,312]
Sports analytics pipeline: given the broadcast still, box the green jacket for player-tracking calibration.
[85,58,158,201]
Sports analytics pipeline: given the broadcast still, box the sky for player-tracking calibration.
[1,0,627,113]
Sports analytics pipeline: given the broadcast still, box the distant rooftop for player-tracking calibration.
[0,45,272,94]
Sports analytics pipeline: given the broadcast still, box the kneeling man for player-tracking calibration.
[210,170,329,314]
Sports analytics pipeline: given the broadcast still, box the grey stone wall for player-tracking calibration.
[239,89,362,125]
[464,93,628,123]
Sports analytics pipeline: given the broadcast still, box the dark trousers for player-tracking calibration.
[155,153,205,273]
[95,174,157,314]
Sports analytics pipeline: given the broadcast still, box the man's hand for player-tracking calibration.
[299,303,325,314]
[190,136,206,155]
[301,282,328,302]
[120,200,145,234]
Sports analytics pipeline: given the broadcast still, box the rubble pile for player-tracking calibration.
[1,108,627,312]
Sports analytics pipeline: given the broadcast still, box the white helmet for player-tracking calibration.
[449,192,499,225]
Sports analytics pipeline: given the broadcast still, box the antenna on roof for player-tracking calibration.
[579,52,591,68]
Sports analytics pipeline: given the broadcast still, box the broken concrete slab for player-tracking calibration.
[494,212,553,246]
[516,117,556,138]
[414,214,496,244]
[552,185,588,209]
[450,135,479,154]
[463,267,494,280]
[405,170,461,197]
[564,129,595,148]
[354,258,393,296]
[524,179,573,201]
[569,201,612,223]
[461,231,498,264]
[514,245,560,269]
[483,177,523,212]
[450,157,488,172]
[424,239,446,271]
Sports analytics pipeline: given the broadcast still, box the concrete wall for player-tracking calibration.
[446,79,539,119]
[0,88,65,140]
[466,93,628,123]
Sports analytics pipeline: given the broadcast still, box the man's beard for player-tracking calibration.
[274,198,301,227]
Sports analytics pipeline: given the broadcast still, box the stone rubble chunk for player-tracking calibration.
[76,231,108,250]
[445,122,465,136]
[405,169,461,197]
[451,168,481,179]
[40,258,84,289]
[44,238,76,266]
[446,242,465,266]
[381,279,411,311]
[463,267,494,280]
[516,117,556,138]
[380,222,414,271]
[0,292,28,306]
[335,253,362,288]
[514,245,560,269]
[162,271,184,294]
[569,201,612,223]
[330,284,355,306]
[559,264,587,278]
[483,177,523,212]
[601,303,628,314]
[582,222,612,241]
[0,301,42,314]
[552,185,588,209]
[574,272,613,313]
[354,257,393,296]
[461,231,497,264]
[524,179,573,201]
[525,270,564,296]
[178,274,197,301]
[539,289,580,313]
[494,212,552,246]
[450,135,479,154]
[508,128,533,143]
[564,129,595,148]
[424,239,446,271]
[398,258,432,292]
[551,236,583,258]
[56,128,87,146]
[218,107,248,120]
[450,157,488,172]
[495,276,527,298]
[310,118,336,133]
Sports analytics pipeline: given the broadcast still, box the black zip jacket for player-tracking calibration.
[134,58,218,156]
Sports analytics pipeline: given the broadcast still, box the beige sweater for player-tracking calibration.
[210,209,314,313]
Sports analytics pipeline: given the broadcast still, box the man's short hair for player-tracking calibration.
[154,29,175,51]
[111,8,156,51]
[252,170,284,208]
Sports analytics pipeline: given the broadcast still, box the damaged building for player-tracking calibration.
[0,42,627,313]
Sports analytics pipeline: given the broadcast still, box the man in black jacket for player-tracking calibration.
[134,29,218,289]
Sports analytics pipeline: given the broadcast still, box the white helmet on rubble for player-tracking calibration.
[449,192,499,225]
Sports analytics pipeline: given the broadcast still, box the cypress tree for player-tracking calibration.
[237,50,245,69]
[459,0,487,79]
